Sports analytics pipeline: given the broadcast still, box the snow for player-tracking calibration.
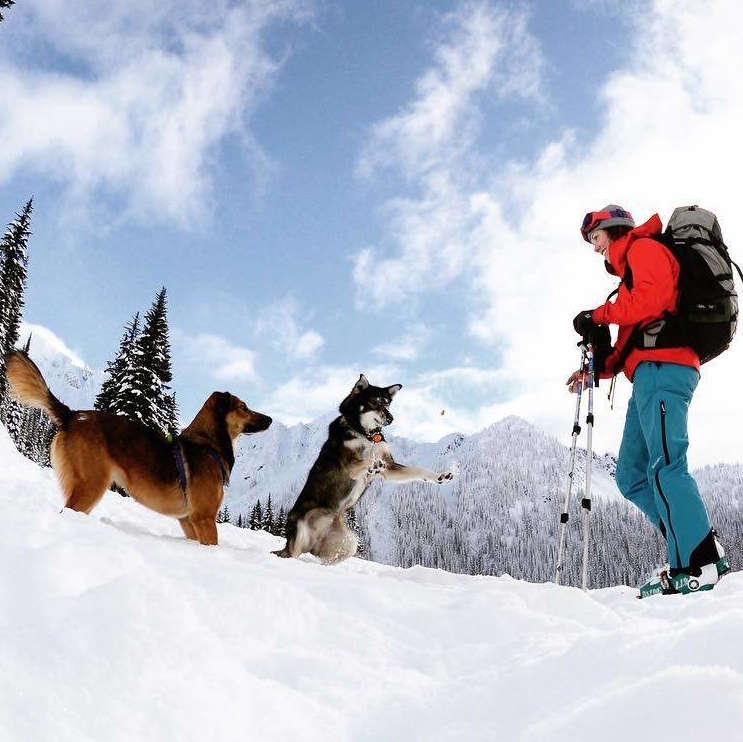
[18,322,102,411]
[2,426,743,742]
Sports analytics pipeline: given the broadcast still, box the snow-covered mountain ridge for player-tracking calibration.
[18,323,102,410]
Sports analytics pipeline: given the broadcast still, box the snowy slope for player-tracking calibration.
[1,425,743,742]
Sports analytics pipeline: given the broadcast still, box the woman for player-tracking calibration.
[567,204,729,597]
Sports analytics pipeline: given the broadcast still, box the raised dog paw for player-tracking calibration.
[437,471,454,483]
[367,459,387,476]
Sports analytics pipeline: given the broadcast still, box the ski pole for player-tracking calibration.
[555,345,587,585]
[581,342,595,592]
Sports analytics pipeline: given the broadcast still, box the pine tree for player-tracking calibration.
[249,500,263,530]
[12,334,54,467]
[262,494,274,533]
[139,288,172,384]
[134,288,178,435]
[0,1,15,24]
[0,200,33,444]
[218,504,231,524]
[119,342,161,428]
[275,506,286,538]
[95,288,178,437]
[0,198,32,405]
[95,313,141,413]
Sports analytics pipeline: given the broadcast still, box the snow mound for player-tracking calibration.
[1,425,743,741]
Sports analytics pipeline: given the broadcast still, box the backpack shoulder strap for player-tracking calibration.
[606,232,672,372]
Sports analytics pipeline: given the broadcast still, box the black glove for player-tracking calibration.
[573,309,598,339]
[592,328,613,378]
[573,319,612,385]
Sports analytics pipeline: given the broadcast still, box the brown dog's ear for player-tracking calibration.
[205,391,232,415]
[215,392,232,417]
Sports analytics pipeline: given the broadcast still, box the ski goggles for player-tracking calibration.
[580,208,634,242]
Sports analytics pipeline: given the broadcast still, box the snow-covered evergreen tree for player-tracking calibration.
[135,288,178,435]
[0,199,32,404]
[138,288,171,385]
[95,288,178,437]
[262,494,275,533]
[118,343,162,429]
[0,0,15,23]
[10,335,55,467]
[0,200,33,442]
[218,505,231,524]
[95,313,141,414]
[274,506,286,538]
[248,500,263,530]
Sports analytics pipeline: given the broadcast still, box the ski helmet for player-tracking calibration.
[581,205,635,242]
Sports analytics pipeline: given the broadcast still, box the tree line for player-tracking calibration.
[218,495,287,535]
[219,494,366,555]
[0,199,178,466]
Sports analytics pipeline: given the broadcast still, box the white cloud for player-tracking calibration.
[0,0,315,228]
[373,325,433,362]
[352,0,743,466]
[260,365,362,426]
[357,1,544,180]
[178,332,258,382]
[259,359,511,443]
[353,2,545,309]
[470,0,743,466]
[254,296,325,361]
[385,365,513,442]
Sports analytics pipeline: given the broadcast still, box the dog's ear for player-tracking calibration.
[351,374,369,395]
[386,384,402,398]
[339,374,369,415]
[216,392,232,417]
[207,391,232,417]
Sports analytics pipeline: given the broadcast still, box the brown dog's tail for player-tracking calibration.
[4,350,71,429]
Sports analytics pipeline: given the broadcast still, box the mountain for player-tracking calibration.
[18,322,102,410]
[226,413,658,588]
[14,334,743,589]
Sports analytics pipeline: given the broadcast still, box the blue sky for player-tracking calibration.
[2,0,742,466]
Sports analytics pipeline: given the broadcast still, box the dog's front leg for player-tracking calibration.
[383,461,454,484]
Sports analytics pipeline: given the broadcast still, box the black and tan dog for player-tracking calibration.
[5,350,272,545]
[273,374,454,563]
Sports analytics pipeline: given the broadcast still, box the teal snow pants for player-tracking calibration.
[615,361,711,569]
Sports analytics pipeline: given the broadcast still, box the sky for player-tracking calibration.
[1,0,742,467]
[2,425,743,742]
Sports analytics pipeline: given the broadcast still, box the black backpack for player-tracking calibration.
[623,206,742,364]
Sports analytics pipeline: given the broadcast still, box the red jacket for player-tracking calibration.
[591,214,700,381]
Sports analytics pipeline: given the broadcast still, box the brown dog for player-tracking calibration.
[5,350,272,545]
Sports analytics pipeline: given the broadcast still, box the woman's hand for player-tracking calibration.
[566,370,585,394]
